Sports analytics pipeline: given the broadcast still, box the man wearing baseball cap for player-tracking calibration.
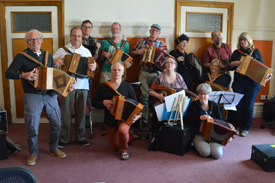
[131,24,167,127]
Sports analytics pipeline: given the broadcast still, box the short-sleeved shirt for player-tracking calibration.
[101,39,129,73]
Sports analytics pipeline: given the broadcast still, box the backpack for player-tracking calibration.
[186,53,202,82]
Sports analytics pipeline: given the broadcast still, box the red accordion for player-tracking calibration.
[142,46,168,71]
[110,95,144,126]
[199,118,236,146]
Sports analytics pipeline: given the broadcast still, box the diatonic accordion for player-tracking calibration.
[199,118,236,146]
[237,56,273,86]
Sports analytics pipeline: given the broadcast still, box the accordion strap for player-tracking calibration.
[18,52,46,67]
[18,51,49,87]
[236,48,255,57]
[103,81,122,96]
[62,46,74,55]
[143,37,167,50]
[107,39,126,50]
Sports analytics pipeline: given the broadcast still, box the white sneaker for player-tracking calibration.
[240,130,249,137]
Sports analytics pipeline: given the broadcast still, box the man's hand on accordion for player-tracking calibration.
[125,62,132,69]
[88,62,97,71]
[103,100,113,110]
[54,58,65,68]
[22,68,37,81]
[132,112,142,124]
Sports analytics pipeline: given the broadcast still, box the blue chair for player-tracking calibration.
[0,166,37,183]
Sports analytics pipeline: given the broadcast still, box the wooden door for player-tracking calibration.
[5,6,58,123]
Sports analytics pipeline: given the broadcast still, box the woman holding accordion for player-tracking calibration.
[228,32,271,137]
[148,56,187,134]
[185,83,224,159]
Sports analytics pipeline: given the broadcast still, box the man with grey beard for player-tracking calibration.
[99,22,131,83]
[202,31,232,73]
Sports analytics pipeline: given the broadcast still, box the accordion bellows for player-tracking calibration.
[108,50,133,69]
[199,118,236,146]
[34,67,74,97]
[142,46,168,71]
[236,56,273,86]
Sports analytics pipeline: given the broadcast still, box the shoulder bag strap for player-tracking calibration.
[18,52,44,67]
[143,37,152,46]
[103,81,122,96]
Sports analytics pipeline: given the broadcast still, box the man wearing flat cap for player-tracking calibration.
[131,24,167,127]
[202,31,232,73]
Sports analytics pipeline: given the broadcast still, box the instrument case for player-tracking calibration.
[251,144,275,172]
[161,123,194,156]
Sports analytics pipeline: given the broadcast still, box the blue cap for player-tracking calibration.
[151,24,161,31]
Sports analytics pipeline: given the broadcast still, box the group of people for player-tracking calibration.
[5,19,270,164]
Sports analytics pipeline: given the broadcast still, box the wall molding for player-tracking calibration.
[234,25,275,32]
[65,21,175,28]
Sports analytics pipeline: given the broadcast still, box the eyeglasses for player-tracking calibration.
[71,35,82,38]
[82,26,93,29]
[151,29,160,32]
[27,38,41,42]
[112,69,123,72]
[198,92,209,96]
[165,62,175,65]
[210,64,219,67]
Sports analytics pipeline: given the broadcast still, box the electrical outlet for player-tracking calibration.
[260,95,266,100]
[267,95,272,100]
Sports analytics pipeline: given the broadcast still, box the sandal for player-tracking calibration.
[121,152,130,160]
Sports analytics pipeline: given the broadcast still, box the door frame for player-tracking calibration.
[0,0,64,124]
[175,0,234,46]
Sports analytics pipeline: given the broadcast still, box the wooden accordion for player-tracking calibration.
[110,96,144,125]
[236,56,273,86]
[34,67,75,97]
[108,49,133,69]
[142,46,168,71]
[199,118,236,146]
[59,53,95,78]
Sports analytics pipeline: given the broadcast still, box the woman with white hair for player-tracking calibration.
[228,32,268,137]
[185,83,224,159]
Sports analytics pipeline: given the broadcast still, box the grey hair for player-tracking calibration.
[111,62,124,70]
[196,83,212,94]
[112,22,121,29]
[70,26,83,35]
[24,29,43,43]
[210,59,220,66]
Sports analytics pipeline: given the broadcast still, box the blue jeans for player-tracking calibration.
[228,78,261,131]
[24,92,61,155]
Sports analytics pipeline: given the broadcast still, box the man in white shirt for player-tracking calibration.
[53,26,96,148]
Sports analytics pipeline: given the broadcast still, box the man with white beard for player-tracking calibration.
[99,22,131,83]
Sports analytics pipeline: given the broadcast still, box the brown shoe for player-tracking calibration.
[49,149,66,158]
[27,154,37,166]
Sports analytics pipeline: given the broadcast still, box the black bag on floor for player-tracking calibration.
[148,131,162,151]
[263,98,275,122]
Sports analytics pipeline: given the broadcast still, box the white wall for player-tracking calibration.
[1,0,275,117]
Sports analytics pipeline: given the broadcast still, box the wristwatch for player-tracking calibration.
[19,73,22,79]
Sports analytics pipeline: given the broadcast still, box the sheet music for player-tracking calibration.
[209,91,244,111]
[164,90,186,112]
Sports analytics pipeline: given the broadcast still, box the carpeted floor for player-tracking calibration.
[0,118,274,183]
